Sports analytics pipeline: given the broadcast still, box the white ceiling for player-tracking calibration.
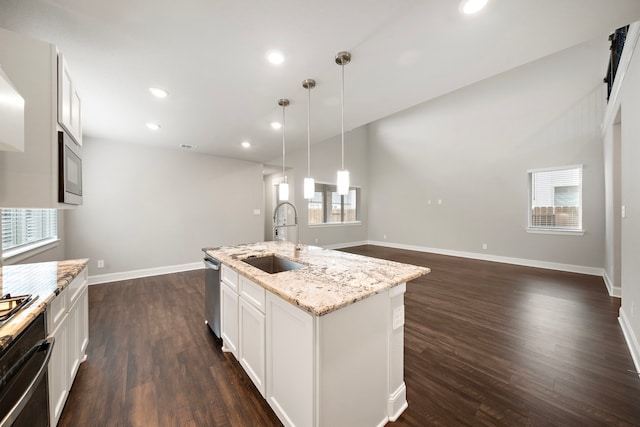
[1,0,640,163]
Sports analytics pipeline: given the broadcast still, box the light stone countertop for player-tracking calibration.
[206,241,430,316]
[0,259,89,352]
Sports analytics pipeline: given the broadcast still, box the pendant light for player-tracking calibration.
[302,79,316,200]
[335,51,351,196]
[278,98,290,201]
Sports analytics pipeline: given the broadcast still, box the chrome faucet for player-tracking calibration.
[273,201,301,250]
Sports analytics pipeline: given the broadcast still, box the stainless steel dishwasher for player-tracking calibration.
[202,252,221,339]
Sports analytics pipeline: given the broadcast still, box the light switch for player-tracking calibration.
[253,209,261,215]
[622,205,626,218]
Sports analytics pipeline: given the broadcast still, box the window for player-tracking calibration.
[528,166,582,231]
[1,209,58,254]
[308,183,360,225]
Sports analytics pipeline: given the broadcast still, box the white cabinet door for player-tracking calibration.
[220,281,239,359]
[239,297,266,397]
[48,314,68,427]
[66,299,80,386]
[57,54,82,146]
[77,286,89,357]
[266,292,314,427]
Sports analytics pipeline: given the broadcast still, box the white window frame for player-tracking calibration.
[1,209,59,261]
[527,165,584,235]
[308,182,361,227]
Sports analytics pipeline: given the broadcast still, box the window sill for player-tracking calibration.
[309,221,362,229]
[2,238,61,264]
[526,228,584,236]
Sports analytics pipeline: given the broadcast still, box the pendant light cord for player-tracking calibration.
[307,85,311,177]
[282,103,286,180]
[340,61,345,170]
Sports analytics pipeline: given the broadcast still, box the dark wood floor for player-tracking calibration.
[58,245,640,426]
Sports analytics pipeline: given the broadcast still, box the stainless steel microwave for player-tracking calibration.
[58,130,82,205]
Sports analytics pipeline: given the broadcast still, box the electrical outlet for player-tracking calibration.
[97,260,105,268]
[253,208,261,215]
[437,199,442,205]
[482,243,488,250]
[622,205,626,218]
[315,238,318,244]
[383,234,387,240]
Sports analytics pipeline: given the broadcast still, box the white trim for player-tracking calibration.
[526,228,585,236]
[603,270,622,298]
[322,240,368,250]
[526,164,583,174]
[365,240,604,276]
[2,238,60,264]
[88,261,203,285]
[619,307,640,377]
[387,382,408,422]
[308,221,362,228]
[602,21,640,134]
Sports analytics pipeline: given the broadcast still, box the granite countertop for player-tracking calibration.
[0,259,89,352]
[206,241,430,316]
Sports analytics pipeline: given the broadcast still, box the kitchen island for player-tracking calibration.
[205,241,429,427]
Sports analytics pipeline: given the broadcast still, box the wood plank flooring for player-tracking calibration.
[58,246,640,426]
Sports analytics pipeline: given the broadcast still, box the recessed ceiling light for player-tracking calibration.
[241,141,251,149]
[270,121,282,130]
[146,122,161,130]
[266,51,285,65]
[149,87,168,98]
[460,0,487,14]
[180,144,194,149]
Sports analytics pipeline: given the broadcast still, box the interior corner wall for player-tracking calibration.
[367,38,607,269]
[265,127,369,248]
[64,138,264,277]
[603,119,622,294]
[619,32,640,367]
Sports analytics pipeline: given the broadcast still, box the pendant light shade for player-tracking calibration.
[302,79,316,200]
[335,51,351,196]
[278,98,290,201]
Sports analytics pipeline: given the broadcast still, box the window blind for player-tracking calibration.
[529,167,582,230]
[1,209,58,251]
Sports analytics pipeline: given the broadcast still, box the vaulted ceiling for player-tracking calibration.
[1,0,640,163]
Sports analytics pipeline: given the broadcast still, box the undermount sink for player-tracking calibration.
[242,254,306,274]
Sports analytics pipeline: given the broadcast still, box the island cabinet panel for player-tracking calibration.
[220,281,239,359]
[265,292,314,427]
[239,297,266,396]
[48,310,69,427]
[220,264,239,358]
[315,290,390,427]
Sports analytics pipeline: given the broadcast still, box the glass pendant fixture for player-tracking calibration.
[335,51,351,196]
[302,79,316,200]
[278,98,290,201]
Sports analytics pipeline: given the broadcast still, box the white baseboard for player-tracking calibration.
[619,308,640,377]
[323,240,369,250]
[603,270,622,298]
[88,261,203,285]
[365,240,605,277]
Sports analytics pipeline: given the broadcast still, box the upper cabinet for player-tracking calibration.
[0,27,82,208]
[0,65,25,152]
[58,54,82,146]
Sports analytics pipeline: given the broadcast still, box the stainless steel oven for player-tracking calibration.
[58,130,82,205]
[0,312,53,427]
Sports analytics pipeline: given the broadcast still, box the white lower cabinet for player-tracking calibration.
[239,297,266,396]
[47,266,88,427]
[265,291,314,427]
[220,264,407,427]
[220,280,239,358]
[48,312,69,427]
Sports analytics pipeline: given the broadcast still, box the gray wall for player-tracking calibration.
[366,39,607,269]
[65,138,264,276]
[619,32,640,364]
[265,126,369,248]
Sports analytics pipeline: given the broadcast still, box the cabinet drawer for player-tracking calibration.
[67,267,88,307]
[240,276,266,313]
[47,289,67,333]
[221,264,239,292]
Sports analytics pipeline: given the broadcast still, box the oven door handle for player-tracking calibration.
[0,337,55,427]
